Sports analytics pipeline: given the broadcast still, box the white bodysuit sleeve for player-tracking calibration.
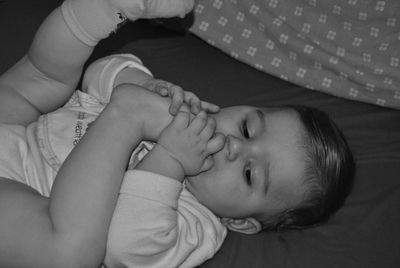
[104,170,227,268]
[81,54,152,104]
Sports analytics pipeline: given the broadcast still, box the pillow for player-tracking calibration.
[189,0,400,109]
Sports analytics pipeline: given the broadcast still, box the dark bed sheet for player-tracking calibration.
[1,1,400,267]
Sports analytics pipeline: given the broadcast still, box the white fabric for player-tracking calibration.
[0,123,53,196]
[105,170,227,268]
[61,0,126,46]
[83,53,152,104]
[190,0,400,109]
[61,0,98,46]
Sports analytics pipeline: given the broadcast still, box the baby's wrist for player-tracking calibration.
[154,144,185,181]
[136,144,185,182]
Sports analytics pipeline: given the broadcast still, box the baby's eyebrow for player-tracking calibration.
[255,109,269,195]
[263,161,270,195]
[256,109,266,133]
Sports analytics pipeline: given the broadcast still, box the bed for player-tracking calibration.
[1,0,400,267]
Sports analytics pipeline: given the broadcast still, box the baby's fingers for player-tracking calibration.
[206,133,226,154]
[169,111,190,130]
[143,79,168,96]
[199,156,214,173]
[184,91,202,115]
[200,101,220,114]
[169,85,185,115]
[145,79,185,115]
[199,116,216,140]
[188,111,208,133]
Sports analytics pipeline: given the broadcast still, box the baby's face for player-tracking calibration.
[185,106,308,220]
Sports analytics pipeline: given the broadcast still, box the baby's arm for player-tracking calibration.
[137,111,225,181]
[0,84,173,267]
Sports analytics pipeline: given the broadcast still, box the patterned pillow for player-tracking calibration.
[190,0,400,109]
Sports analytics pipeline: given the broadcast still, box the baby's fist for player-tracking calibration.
[158,111,222,176]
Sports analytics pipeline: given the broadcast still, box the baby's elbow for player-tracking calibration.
[50,238,105,268]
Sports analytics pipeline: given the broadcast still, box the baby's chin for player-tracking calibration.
[184,167,213,196]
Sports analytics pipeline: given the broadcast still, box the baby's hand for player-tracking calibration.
[109,0,194,21]
[110,83,174,140]
[157,111,225,176]
[143,78,220,115]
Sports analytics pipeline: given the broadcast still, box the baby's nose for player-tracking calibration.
[226,135,242,161]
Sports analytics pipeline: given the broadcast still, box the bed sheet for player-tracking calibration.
[189,0,400,110]
[1,0,400,267]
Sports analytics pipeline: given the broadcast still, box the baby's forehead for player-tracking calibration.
[262,107,304,130]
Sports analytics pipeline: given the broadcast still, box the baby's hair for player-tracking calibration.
[260,105,355,231]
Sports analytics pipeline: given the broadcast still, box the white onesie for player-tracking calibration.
[0,54,227,268]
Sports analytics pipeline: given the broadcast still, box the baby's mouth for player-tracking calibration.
[224,135,231,159]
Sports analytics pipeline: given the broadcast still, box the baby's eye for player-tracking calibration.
[242,119,250,139]
[243,163,252,186]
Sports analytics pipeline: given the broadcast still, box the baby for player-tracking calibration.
[0,0,354,267]
[90,54,354,267]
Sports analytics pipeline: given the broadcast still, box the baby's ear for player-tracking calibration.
[220,217,262,234]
